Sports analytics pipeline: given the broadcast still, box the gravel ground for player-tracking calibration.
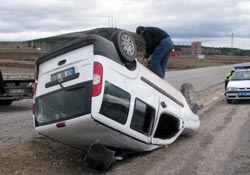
[106,94,250,175]
[0,100,94,175]
[1,84,250,175]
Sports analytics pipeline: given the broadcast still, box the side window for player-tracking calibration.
[130,99,155,136]
[100,82,130,124]
[154,113,180,139]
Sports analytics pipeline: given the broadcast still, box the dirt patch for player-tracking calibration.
[0,100,95,175]
[194,83,225,108]
[0,50,41,75]
[0,138,89,175]
[137,53,250,70]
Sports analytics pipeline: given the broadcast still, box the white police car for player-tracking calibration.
[32,30,200,170]
[226,66,250,104]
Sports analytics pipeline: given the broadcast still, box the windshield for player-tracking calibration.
[231,71,250,81]
[35,82,92,126]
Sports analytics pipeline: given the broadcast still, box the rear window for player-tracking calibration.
[35,82,91,126]
[100,82,130,124]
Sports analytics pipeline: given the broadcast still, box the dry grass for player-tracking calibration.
[1,50,250,75]
[136,53,250,70]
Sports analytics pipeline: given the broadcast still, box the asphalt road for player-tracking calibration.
[167,62,250,91]
[1,64,250,175]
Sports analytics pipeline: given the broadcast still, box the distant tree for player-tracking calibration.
[21,27,250,56]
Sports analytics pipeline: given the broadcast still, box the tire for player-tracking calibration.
[0,100,13,105]
[85,142,115,171]
[180,83,195,106]
[111,30,137,63]
[180,83,202,114]
[227,99,232,104]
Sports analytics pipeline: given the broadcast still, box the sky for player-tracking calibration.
[0,0,250,49]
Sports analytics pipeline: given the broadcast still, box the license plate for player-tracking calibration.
[238,92,250,96]
[51,67,75,82]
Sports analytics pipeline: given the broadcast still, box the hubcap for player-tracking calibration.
[121,34,135,56]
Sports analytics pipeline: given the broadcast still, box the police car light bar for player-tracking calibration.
[234,66,250,70]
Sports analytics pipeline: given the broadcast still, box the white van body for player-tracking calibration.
[33,34,200,152]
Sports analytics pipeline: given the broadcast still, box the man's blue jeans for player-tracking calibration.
[150,37,174,78]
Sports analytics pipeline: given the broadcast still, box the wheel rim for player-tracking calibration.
[121,34,135,56]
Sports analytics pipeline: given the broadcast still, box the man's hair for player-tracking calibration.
[136,26,145,34]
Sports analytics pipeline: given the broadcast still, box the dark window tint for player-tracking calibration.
[35,82,91,126]
[154,113,180,139]
[130,99,155,135]
[100,82,130,124]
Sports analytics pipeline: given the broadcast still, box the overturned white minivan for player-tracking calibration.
[33,30,200,169]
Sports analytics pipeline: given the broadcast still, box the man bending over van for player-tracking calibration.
[136,26,174,78]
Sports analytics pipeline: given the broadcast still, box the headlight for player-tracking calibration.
[227,87,238,91]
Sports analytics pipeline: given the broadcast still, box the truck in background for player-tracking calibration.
[0,69,34,105]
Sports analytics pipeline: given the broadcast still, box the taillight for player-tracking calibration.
[56,122,66,128]
[32,82,37,115]
[92,62,103,97]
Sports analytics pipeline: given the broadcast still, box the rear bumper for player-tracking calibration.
[0,87,33,101]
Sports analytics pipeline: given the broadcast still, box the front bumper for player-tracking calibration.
[226,91,250,100]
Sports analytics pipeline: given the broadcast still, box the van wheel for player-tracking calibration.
[180,83,195,106]
[180,83,202,114]
[111,30,137,63]
[85,142,115,171]
[0,100,13,105]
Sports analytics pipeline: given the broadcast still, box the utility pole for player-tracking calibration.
[111,15,114,28]
[231,33,234,55]
[108,15,114,28]
[108,16,110,27]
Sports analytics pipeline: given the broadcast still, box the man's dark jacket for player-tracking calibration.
[142,27,170,55]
